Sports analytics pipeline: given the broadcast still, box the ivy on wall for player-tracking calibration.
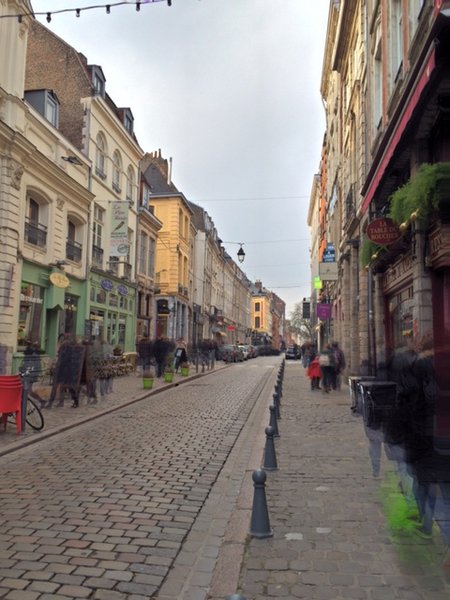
[388,162,450,226]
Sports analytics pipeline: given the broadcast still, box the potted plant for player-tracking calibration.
[180,361,190,376]
[142,365,155,390]
[164,353,174,383]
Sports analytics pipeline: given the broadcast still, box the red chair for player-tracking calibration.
[0,376,23,434]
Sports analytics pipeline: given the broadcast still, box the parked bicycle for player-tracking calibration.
[6,366,46,432]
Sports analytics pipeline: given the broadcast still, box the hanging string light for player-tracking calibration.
[0,1,173,23]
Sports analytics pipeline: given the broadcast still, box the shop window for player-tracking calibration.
[90,287,96,301]
[119,296,127,310]
[389,287,414,349]
[18,283,44,350]
[63,294,78,335]
[96,289,106,304]
[109,294,118,307]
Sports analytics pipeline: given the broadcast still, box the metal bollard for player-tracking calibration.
[225,595,247,600]
[249,469,273,538]
[275,382,283,400]
[273,392,281,419]
[263,426,278,470]
[269,404,279,437]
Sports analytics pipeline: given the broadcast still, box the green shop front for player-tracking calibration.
[14,260,88,372]
[87,271,136,352]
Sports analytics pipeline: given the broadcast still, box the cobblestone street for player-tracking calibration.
[1,358,450,600]
[0,358,277,599]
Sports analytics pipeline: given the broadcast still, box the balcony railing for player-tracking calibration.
[66,239,82,263]
[25,219,47,248]
[108,257,119,274]
[92,245,104,268]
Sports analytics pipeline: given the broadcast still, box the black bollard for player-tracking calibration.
[269,404,279,437]
[273,392,281,419]
[275,382,283,400]
[249,469,273,538]
[263,426,278,470]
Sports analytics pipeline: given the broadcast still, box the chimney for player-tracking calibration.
[255,280,262,291]
[167,157,172,185]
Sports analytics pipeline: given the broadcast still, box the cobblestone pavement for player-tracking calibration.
[0,361,229,456]
[0,357,278,599]
[227,361,450,600]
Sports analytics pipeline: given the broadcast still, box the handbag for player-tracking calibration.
[318,353,330,367]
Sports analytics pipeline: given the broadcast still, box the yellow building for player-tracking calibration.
[141,152,193,341]
[251,281,273,346]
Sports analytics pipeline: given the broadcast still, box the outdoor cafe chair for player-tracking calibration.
[0,375,23,434]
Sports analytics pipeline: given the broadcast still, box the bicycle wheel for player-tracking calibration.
[26,395,45,431]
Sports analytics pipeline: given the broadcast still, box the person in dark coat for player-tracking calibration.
[153,336,168,378]
[137,333,153,372]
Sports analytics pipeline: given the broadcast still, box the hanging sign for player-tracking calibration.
[49,272,70,289]
[110,201,129,257]
[316,303,332,320]
[314,276,322,289]
[366,218,401,245]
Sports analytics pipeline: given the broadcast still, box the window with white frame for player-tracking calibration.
[45,92,59,127]
[95,133,107,179]
[371,25,382,133]
[126,166,134,204]
[408,0,425,41]
[66,217,82,263]
[25,195,48,248]
[92,204,104,267]
[112,151,122,193]
[139,231,148,275]
[148,237,155,278]
[388,0,403,93]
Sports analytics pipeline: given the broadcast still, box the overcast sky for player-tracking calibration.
[31,0,329,317]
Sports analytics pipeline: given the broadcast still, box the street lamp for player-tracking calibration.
[237,245,245,263]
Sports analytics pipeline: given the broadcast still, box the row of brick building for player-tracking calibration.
[0,1,286,373]
[309,0,450,414]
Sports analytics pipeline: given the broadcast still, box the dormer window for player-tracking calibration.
[24,89,60,127]
[91,65,106,98]
[122,108,134,135]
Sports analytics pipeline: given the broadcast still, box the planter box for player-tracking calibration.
[143,377,154,389]
[164,372,174,383]
[181,367,189,376]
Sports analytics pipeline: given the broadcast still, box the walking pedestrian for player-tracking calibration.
[153,336,168,378]
[332,341,346,390]
[319,344,335,393]
[307,353,321,390]
[137,333,153,374]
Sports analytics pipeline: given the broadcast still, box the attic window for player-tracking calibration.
[24,89,60,127]
[123,109,134,134]
[91,66,105,97]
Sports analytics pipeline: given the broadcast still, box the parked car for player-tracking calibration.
[219,344,239,362]
[238,345,249,360]
[285,345,299,360]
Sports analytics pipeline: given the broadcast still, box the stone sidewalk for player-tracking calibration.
[0,361,228,457]
[210,361,450,600]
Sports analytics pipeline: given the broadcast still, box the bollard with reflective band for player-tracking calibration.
[263,426,278,470]
[249,469,273,538]
[269,404,279,437]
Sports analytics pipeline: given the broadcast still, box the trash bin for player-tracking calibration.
[348,375,376,414]
[358,380,397,429]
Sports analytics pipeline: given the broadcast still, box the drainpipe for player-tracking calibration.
[367,266,376,376]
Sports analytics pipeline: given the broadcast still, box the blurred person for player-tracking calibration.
[307,353,321,391]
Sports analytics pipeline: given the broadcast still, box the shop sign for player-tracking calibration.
[227,325,235,331]
[319,262,338,281]
[322,243,335,263]
[101,279,114,291]
[49,272,70,288]
[316,303,332,320]
[117,285,128,296]
[110,201,129,257]
[314,276,322,289]
[366,218,401,245]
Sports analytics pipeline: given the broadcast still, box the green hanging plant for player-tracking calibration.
[360,236,384,268]
[388,162,450,226]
